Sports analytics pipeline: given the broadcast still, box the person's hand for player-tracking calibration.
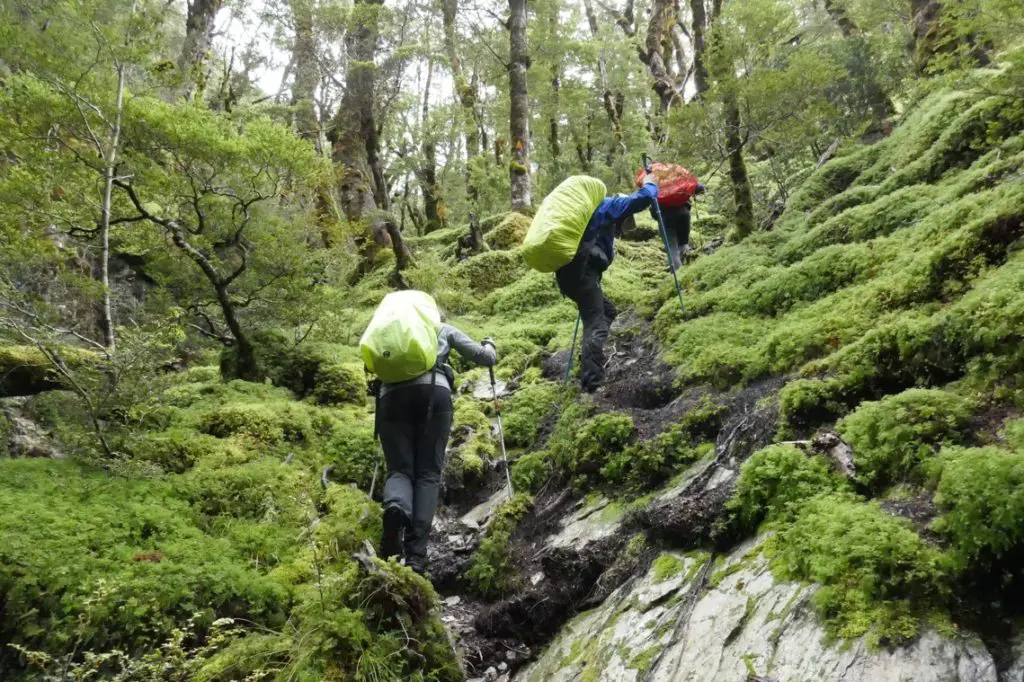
[482,337,496,349]
[695,182,706,195]
[644,172,658,186]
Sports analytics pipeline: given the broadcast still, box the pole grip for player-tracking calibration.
[642,153,653,174]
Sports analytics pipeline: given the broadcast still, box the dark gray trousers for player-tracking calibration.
[556,248,616,392]
[378,383,453,562]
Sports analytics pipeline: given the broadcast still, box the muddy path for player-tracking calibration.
[430,314,786,680]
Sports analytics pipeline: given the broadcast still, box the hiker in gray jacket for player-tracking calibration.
[378,323,497,576]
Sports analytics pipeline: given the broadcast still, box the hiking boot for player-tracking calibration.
[406,554,429,578]
[381,505,408,561]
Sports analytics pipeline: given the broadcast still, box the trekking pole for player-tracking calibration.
[368,446,382,497]
[564,312,581,385]
[643,153,686,315]
[489,365,515,499]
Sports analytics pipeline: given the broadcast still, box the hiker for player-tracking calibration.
[636,163,705,270]
[369,306,497,576]
[658,181,706,270]
[556,174,659,393]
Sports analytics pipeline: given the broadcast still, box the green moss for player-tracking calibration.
[449,248,527,295]
[128,428,226,474]
[510,450,551,493]
[486,212,532,250]
[571,412,635,477]
[464,493,534,599]
[727,444,851,531]
[767,493,950,646]
[502,380,561,448]
[838,388,974,489]
[651,553,686,582]
[931,446,1024,576]
[311,361,365,406]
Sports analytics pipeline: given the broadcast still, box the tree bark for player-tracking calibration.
[179,0,223,100]
[442,0,486,251]
[508,0,532,213]
[689,0,708,95]
[418,57,443,233]
[823,0,859,37]
[724,90,754,240]
[327,0,413,274]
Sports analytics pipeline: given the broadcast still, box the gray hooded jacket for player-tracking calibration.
[379,323,497,397]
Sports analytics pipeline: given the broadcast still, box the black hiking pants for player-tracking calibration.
[660,203,691,270]
[378,383,453,564]
[556,248,617,392]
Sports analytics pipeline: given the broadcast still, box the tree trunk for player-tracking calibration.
[910,0,988,74]
[823,0,859,37]
[583,0,625,160]
[547,8,561,169]
[643,0,675,113]
[442,0,486,251]
[179,0,223,100]
[98,56,126,353]
[290,0,337,246]
[508,0,532,213]
[822,0,895,125]
[419,58,443,233]
[290,0,319,142]
[689,0,708,95]
[724,90,754,240]
[327,0,413,274]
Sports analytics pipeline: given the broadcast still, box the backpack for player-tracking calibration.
[635,162,700,208]
[359,290,442,384]
[522,175,607,272]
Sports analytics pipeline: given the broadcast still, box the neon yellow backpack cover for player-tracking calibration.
[522,175,607,272]
[360,290,442,384]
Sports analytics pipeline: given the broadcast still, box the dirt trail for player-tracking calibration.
[429,314,785,680]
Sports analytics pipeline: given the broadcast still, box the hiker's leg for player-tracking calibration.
[662,208,684,270]
[577,267,609,391]
[602,290,618,325]
[379,390,415,558]
[676,204,692,261]
[405,385,454,571]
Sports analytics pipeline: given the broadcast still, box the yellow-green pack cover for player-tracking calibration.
[522,175,607,272]
[359,290,441,384]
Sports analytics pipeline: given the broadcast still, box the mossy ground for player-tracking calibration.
[5,60,1024,679]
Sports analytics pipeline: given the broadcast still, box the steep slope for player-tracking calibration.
[2,63,1024,682]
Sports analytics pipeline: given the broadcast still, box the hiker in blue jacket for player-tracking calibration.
[556,175,658,392]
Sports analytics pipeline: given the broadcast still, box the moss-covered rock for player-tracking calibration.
[838,388,974,489]
[767,492,950,645]
[0,345,91,397]
[450,248,527,295]
[486,212,532,250]
[728,444,851,531]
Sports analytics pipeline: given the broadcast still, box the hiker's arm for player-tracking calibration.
[444,325,498,367]
[603,182,658,223]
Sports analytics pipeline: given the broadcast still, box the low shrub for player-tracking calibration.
[510,451,551,493]
[838,388,974,489]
